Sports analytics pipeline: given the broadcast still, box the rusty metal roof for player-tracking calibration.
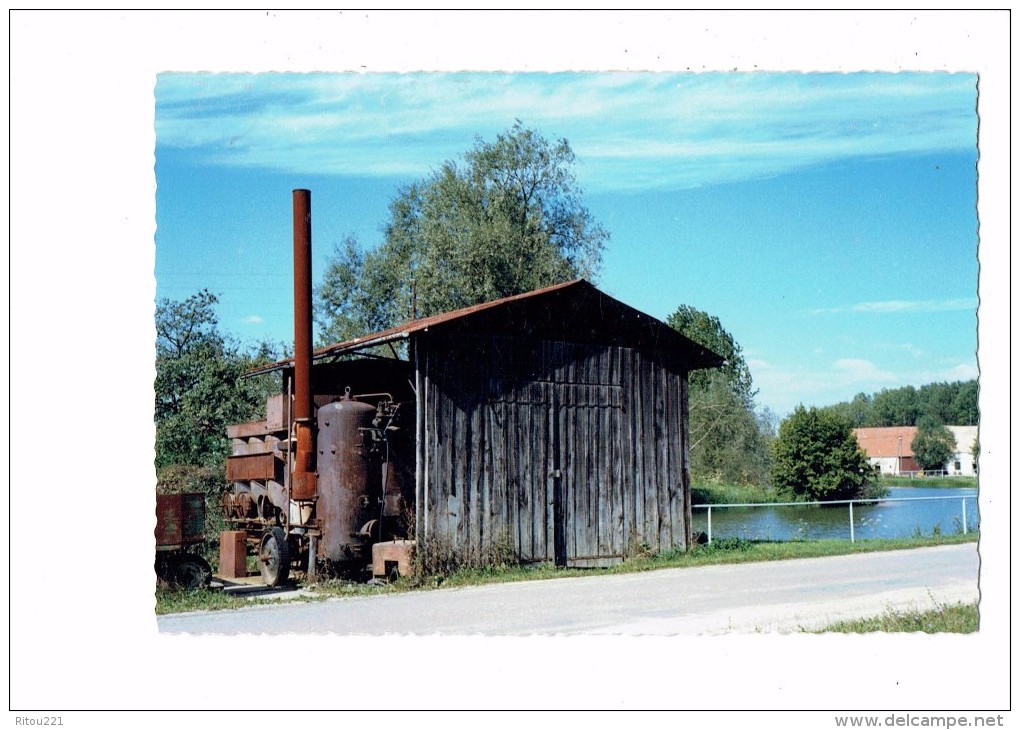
[248,279,724,376]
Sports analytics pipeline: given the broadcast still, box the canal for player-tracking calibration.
[690,487,979,542]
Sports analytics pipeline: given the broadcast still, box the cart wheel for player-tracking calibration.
[175,554,212,589]
[259,527,290,587]
[155,554,175,584]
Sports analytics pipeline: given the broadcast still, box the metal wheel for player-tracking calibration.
[175,554,212,589]
[259,527,290,587]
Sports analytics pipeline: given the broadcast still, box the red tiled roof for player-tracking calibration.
[853,427,918,458]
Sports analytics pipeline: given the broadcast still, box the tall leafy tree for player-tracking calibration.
[316,122,609,344]
[911,416,957,472]
[771,406,881,502]
[666,305,755,408]
[155,290,279,469]
[666,305,772,485]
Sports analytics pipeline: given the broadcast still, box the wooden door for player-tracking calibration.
[553,382,624,567]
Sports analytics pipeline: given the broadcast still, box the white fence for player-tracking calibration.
[692,494,977,544]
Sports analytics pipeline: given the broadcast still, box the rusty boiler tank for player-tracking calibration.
[315,391,379,571]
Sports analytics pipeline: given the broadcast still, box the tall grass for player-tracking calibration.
[691,483,781,505]
[816,602,978,633]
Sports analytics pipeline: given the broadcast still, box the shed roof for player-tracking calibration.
[853,426,918,458]
[250,279,725,376]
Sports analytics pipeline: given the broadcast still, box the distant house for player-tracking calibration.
[853,425,978,476]
[946,425,978,476]
[853,427,919,475]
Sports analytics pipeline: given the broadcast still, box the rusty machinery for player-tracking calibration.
[155,492,212,588]
[220,190,412,586]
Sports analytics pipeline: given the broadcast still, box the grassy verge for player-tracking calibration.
[157,531,977,614]
[877,475,977,489]
[156,585,250,615]
[691,476,977,506]
[816,601,978,633]
[691,483,781,505]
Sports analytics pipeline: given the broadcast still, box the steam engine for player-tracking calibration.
[220,190,415,586]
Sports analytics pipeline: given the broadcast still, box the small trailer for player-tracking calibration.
[155,492,212,588]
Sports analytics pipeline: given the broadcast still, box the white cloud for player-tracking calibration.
[155,71,977,192]
[242,315,264,324]
[832,358,899,382]
[812,298,977,315]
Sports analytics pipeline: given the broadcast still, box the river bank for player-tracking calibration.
[692,475,977,505]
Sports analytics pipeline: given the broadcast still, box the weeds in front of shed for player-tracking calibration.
[410,530,522,584]
[155,585,239,615]
[625,530,654,559]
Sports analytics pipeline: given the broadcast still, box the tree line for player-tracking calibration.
[817,380,978,429]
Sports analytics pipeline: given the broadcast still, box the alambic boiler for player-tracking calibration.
[220,189,412,586]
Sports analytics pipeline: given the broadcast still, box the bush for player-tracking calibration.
[911,416,957,472]
[771,406,884,502]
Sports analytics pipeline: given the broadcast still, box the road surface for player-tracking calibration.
[157,543,978,635]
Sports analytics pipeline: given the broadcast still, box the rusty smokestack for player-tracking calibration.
[291,188,316,500]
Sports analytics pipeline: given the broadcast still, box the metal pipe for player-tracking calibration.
[962,498,968,535]
[291,189,317,500]
[849,502,855,543]
[423,340,430,539]
[350,392,394,404]
[707,506,712,544]
[414,337,424,542]
[285,374,292,531]
[292,189,313,423]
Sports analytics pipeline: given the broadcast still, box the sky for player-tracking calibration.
[10,11,1011,715]
[155,71,978,418]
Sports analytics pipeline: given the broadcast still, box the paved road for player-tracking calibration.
[157,543,978,635]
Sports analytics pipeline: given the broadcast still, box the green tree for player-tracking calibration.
[950,380,979,425]
[870,386,920,427]
[771,406,881,502]
[911,416,957,472]
[155,290,279,469]
[819,392,873,428]
[666,305,754,407]
[666,305,772,485]
[316,122,609,344]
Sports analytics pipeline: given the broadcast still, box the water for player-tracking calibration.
[691,487,979,542]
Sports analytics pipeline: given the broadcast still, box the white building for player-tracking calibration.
[946,425,978,476]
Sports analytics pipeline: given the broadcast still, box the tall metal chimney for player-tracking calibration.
[291,188,317,500]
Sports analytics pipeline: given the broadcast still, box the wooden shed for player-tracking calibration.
[299,279,723,567]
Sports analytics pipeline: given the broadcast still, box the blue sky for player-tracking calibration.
[155,71,978,418]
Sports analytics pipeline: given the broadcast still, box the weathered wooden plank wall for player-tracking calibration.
[419,332,689,565]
